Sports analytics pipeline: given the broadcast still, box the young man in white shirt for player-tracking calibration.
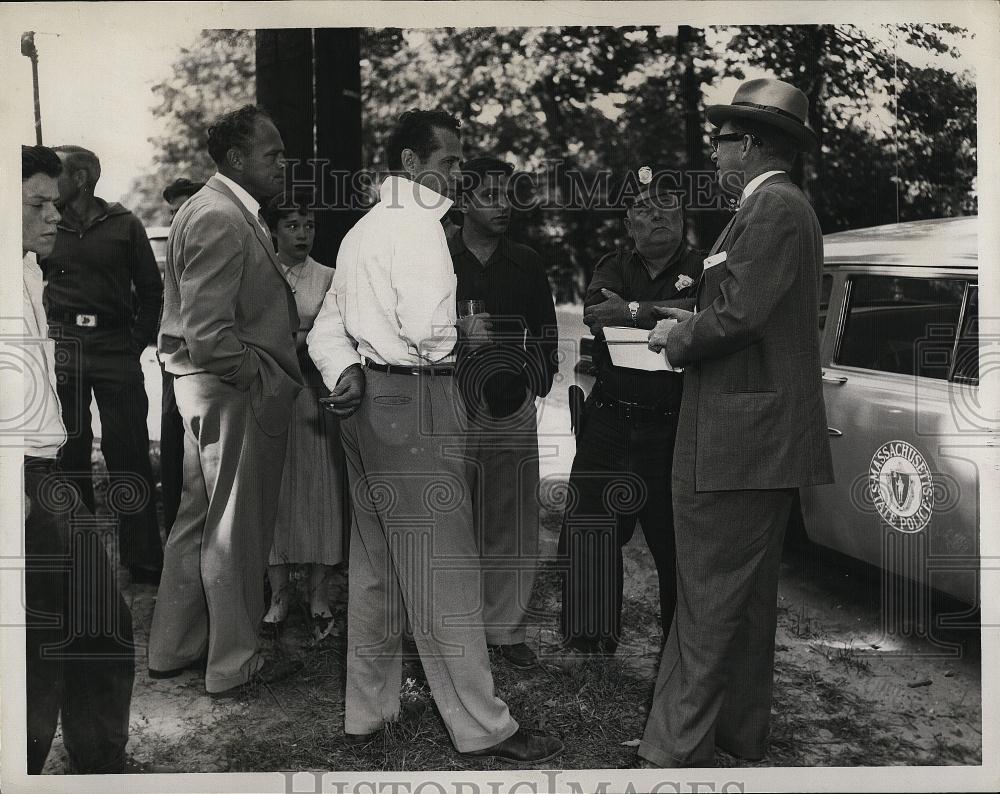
[21,144,135,774]
[308,110,562,763]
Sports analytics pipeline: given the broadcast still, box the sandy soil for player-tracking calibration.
[40,512,981,774]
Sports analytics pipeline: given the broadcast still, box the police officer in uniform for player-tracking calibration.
[558,165,704,658]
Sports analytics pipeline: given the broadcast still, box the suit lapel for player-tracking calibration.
[695,212,739,308]
[205,176,282,273]
[695,175,792,308]
[709,213,738,256]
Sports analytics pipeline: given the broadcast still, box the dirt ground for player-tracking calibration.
[41,488,982,774]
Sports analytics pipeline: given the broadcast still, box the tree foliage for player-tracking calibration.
[721,24,977,231]
[361,24,975,299]
[125,29,255,224]
[131,24,976,299]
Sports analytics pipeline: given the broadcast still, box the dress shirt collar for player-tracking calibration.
[740,170,786,205]
[23,251,45,333]
[215,172,261,218]
[379,175,453,220]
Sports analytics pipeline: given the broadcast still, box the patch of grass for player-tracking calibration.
[188,626,653,772]
[832,641,873,674]
[781,603,819,639]
[185,562,657,772]
[163,558,981,771]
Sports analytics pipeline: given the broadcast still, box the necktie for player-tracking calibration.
[256,211,277,252]
[256,210,270,236]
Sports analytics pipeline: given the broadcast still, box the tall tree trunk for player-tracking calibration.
[802,26,829,229]
[315,28,363,262]
[677,25,710,247]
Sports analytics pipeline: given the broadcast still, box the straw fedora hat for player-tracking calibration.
[706,78,818,149]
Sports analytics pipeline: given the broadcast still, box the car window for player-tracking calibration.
[835,275,967,379]
[950,284,978,384]
[818,273,833,331]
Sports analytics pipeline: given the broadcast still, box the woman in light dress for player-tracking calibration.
[261,190,347,640]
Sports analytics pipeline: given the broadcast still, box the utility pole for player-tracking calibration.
[21,31,43,145]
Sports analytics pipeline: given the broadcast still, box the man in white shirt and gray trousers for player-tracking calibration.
[308,110,562,763]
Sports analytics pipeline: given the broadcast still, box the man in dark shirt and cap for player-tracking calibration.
[452,156,559,670]
[159,176,205,535]
[42,144,164,584]
[557,165,704,660]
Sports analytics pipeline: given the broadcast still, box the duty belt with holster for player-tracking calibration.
[590,381,677,424]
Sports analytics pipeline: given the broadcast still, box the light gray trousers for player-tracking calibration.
[341,371,518,752]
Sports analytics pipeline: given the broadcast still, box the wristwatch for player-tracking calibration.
[627,301,640,326]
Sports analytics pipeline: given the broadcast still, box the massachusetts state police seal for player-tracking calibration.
[868,440,934,533]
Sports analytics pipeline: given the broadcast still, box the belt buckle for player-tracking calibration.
[75,313,97,328]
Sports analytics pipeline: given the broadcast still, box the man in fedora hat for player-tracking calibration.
[641,78,834,766]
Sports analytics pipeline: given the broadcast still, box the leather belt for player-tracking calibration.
[591,387,677,424]
[24,455,59,473]
[365,361,454,377]
[48,311,125,328]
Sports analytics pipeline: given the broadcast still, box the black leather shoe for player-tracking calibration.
[344,729,383,747]
[489,642,537,669]
[148,656,207,679]
[716,742,765,762]
[209,657,303,698]
[462,729,563,764]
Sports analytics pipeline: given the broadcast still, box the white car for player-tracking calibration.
[800,216,980,606]
[564,217,981,605]
[146,225,169,280]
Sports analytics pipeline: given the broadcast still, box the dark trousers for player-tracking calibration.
[54,345,163,572]
[159,368,185,537]
[637,364,799,767]
[638,476,794,767]
[25,458,135,774]
[558,399,678,653]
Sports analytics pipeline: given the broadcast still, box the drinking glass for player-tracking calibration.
[457,299,486,318]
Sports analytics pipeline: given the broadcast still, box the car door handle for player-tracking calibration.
[828,427,843,437]
[822,372,849,385]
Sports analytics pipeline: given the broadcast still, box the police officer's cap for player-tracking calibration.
[618,165,683,213]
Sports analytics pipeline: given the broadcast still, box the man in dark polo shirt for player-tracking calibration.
[558,165,704,659]
[452,156,559,670]
[42,145,164,584]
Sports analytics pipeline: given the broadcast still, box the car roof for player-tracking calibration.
[145,226,170,238]
[823,216,977,270]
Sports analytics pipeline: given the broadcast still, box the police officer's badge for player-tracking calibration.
[675,274,694,291]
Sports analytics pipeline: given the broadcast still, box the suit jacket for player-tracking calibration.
[665,173,834,491]
[158,175,302,436]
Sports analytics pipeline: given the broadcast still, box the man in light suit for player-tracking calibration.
[642,78,835,766]
[148,105,304,695]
